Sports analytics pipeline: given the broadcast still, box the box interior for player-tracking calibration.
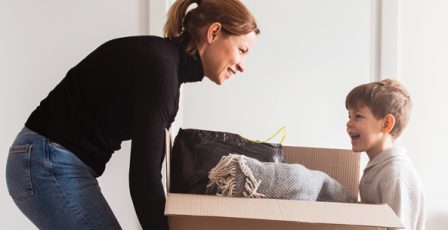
[164,131,403,230]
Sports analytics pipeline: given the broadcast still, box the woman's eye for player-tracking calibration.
[239,48,248,55]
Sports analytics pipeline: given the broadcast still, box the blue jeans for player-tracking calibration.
[6,127,121,230]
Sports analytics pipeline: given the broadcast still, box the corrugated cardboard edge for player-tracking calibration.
[168,216,386,230]
[166,193,403,229]
[165,129,171,193]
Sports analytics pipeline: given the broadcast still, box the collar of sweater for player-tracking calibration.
[179,50,204,83]
[364,145,407,171]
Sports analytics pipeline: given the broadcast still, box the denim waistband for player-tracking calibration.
[19,127,37,136]
[13,126,47,145]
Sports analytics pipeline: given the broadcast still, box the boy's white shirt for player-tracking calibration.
[359,145,426,230]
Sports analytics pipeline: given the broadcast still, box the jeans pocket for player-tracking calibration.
[6,144,34,202]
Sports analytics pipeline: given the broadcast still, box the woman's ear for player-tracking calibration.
[382,114,396,134]
[206,22,222,43]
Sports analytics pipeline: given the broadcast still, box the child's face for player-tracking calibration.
[346,105,388,157]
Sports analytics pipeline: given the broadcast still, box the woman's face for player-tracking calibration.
[199,26,257,85]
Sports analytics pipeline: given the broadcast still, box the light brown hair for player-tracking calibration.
[164,0,260,54]
[345,79,413,138]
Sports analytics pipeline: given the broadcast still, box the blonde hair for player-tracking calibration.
[164,0,260,54]
[345,79,413,138]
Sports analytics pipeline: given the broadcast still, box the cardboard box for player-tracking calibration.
[164,132,403,229]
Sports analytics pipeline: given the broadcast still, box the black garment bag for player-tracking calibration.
[170,128,284,194]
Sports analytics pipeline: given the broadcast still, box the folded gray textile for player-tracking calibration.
[206,154,352,202]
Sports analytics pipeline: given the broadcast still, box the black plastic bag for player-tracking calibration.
[170,128,284,194]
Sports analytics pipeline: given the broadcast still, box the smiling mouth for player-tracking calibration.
[227,68,236,76]
[348,132,360,141]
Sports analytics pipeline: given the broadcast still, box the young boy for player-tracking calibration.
[345,79,426,230]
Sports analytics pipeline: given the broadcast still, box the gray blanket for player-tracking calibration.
[206,154,352,202]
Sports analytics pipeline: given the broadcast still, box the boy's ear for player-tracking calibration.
[382,114,396,134]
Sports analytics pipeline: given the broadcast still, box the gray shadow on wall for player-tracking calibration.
[138,0,149,35]
[426,213,448,230]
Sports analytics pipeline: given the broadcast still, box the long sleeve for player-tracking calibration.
[128,53,178,230]
[380,178,424,230]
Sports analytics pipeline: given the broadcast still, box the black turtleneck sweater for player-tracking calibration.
[25,36,204,230]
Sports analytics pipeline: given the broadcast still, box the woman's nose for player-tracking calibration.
[236,59,245,73]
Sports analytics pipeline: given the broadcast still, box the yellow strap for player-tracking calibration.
[242,126,286,144]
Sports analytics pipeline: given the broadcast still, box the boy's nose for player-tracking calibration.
[346,120,352,128]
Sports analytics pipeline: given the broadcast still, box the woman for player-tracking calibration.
[6,0,259,229]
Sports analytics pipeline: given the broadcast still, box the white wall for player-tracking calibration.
[0,1,147,229]
[398,0,448,229]
[182,0,372,148]
[181,0,448,229]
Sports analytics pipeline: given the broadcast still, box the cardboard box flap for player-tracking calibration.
[283,146,360,201]
[166,193,403,228]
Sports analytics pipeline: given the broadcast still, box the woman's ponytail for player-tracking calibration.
[164,0,196,39]
[164,0,259,54]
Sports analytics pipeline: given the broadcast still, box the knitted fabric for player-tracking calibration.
[206,154,351,202]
